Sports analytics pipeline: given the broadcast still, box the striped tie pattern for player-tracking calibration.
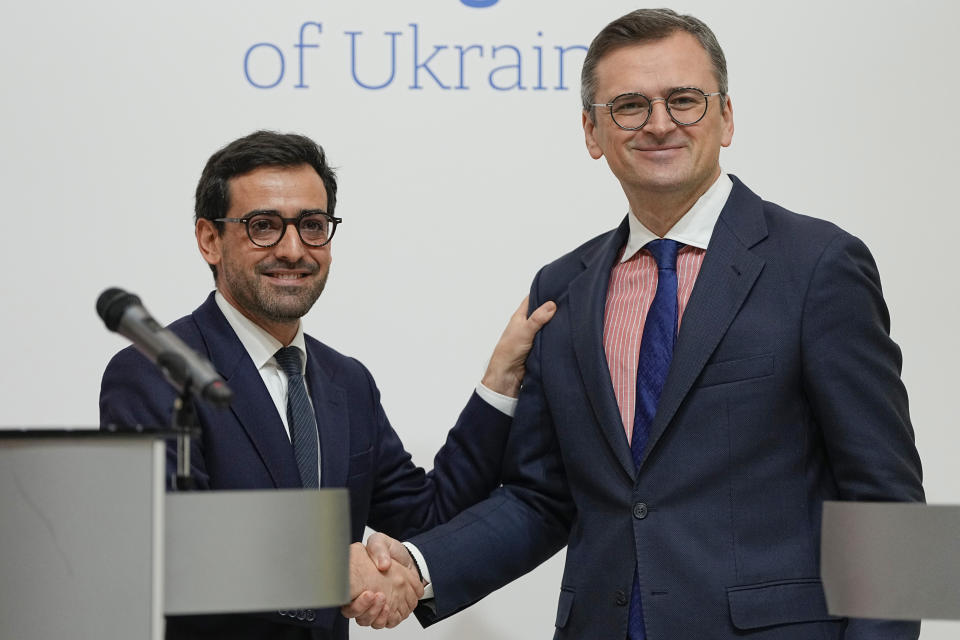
[274,347,320,489]
[628,239,682,640]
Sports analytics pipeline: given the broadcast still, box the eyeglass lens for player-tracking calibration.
[247,213,333,247]
[610,89,709,129]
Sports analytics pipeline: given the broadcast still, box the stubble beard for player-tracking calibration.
[222,262,328,326]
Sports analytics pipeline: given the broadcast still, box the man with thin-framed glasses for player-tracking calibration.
[99,130,555,640]
[591,86,722,131]
[361,8,924,640]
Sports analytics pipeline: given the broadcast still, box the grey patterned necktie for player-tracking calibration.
[274,347,320,488]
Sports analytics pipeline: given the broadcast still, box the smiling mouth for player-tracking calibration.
[258,260,318,281]
[261,271,314,284]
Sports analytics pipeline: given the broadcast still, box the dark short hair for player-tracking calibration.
[581,9,728,121]
[194,130,338,277]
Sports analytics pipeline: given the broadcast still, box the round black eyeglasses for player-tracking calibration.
[214,211,342,248]
[591,87,722,131]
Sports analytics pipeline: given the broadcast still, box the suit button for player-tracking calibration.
[296,609,306,620]
[278,610,288,617]
[306,609,316,622]
[615,590,628,606]
[633,502,648,519]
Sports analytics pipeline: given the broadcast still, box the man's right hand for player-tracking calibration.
[341,542,423,629]
[481,296,556,398]
[363,532,418,575]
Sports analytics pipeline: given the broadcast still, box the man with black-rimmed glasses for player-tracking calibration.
[99,130,555,640]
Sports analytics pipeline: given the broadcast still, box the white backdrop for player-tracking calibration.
[2,1,958,637]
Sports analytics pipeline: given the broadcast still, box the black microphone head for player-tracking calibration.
[97,287,142,332]
[202,380,234,408]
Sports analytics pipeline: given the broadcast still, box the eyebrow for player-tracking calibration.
[621,85,707,97]
[244,208,328,217]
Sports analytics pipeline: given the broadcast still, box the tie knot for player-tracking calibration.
[274,346,303,378]
[645,239,682,270]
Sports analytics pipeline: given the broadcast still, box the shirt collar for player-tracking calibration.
[620,172,733,263]
[214,290,307,374]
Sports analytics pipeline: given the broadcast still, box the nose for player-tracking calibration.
[272,221,308,262]
[643,98,677,137]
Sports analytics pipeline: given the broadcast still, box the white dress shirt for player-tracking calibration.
[620,172,732,260]
[215,291,309,441]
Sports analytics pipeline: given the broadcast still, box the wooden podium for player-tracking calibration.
[0,431,350,640]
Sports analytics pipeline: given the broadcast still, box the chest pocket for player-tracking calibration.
[698,354,774,388]
[347,446,373,479]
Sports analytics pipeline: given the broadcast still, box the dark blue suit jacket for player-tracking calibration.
[100,293,510,640]
[411,177,924,639]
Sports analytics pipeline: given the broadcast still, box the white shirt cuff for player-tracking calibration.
[402,541,434,599]
[475,382,518,417]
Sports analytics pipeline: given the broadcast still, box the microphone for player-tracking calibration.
[97,288,233,408]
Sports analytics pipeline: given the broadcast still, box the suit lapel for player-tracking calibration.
[304,343,350,489]
[637,177,768,468]
[192,295,302,488]
[569,219,638,480]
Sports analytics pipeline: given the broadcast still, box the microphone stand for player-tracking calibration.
[171,387,202,491]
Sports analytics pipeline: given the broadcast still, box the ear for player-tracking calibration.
[720,95,734,148]
[196,219,222,270]
[583,110,604,160]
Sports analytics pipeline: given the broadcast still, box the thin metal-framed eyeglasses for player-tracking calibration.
[214,210,342,248]
[591,87,722,131]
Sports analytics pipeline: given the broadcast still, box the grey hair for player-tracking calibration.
[581,8,728,120]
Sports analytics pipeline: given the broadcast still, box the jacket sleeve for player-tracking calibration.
[99,345,211,490]
[359,366,517,540]
[408,274,575,624]
[801,231,923,639]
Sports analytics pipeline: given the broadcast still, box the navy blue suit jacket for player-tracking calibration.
[411,177,924,639]
[100,293,510,640]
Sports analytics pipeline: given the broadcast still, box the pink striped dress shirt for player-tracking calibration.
[602,174,732,444]
[604,246,705,443]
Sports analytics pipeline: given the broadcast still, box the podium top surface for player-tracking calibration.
[821,501,960,621]
[0,428,174,440]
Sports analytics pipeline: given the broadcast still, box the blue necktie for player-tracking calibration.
[628,239,681,640]
[274,347,320,489]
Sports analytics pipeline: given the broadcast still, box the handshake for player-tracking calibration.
[342,533,424,629]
